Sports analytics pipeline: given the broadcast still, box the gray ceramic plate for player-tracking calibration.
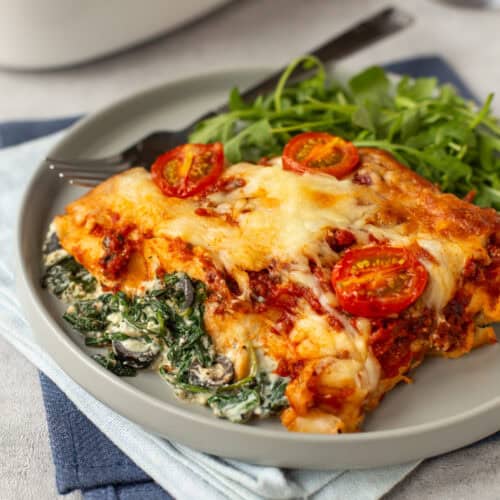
[16,68,500,469]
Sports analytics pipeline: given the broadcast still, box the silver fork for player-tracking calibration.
[47,7,412,187]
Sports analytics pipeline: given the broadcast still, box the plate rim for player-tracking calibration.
[15,66,500,467]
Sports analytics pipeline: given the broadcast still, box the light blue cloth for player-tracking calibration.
[0,132,419,499]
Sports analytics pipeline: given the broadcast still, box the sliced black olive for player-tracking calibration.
[175,274,194,309]
[44,231,62,254]
[188,355,234,388]
[112,336,161,369]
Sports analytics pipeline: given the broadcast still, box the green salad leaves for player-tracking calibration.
[190,56,500,209]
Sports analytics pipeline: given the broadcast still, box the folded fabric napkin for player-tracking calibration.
[0,56,478,500]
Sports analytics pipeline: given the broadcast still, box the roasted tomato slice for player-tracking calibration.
[151,142,224,198]
[331,245,428,318]
[282,132,359,178]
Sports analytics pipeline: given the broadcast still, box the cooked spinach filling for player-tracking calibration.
[207,372,290,423]
[42,248,289,423]
[42,255,97,300]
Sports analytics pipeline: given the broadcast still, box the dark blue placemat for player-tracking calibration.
[0,116,80,149]
[5,56,475,500]
[39,375,169,499]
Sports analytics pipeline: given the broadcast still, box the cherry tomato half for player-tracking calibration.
[151,143,224,198]
[282,132,359,178]
[331,245,428,318]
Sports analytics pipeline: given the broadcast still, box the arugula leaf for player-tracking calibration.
[348,66,391,105]
[400,109,421,142]
[397,76,437,101]
[351,105,375,132]
[190,114,236,144]
[475,185,500,208]
[228,87,248,111]
[224,119,276,163]
[189,57,500,210]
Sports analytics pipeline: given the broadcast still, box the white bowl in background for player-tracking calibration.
[0,0,231,70]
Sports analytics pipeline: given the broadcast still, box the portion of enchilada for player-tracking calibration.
[43,134,500,433]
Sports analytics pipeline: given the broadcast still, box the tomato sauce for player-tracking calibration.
[248,268,324,316]
[369,308,434,378]
[99,224,136,280]
[325,228,356,253]
[433,292,473,353]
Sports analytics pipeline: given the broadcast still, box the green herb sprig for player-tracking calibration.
[190,56,500,209]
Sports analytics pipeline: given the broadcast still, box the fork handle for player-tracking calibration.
[209,7,412,117]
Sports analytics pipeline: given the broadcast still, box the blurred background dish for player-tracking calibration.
[436,0,500,7]
[0,0,232,69]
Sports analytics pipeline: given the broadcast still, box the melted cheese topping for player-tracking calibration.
[54,148,499,433]
[60,163,476,307]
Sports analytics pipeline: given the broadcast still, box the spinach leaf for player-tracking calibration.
[42,256,96,299]
[84,334,112,347]
[157,273,216,383]
[208,386,260,423]
[159,327,289,423]
[62,291,127,333]
[123,295,169,335]
[64,272,215,383]
[258,373,289,417]
[63,297,110,332]
[92,353,137,377]
[206,372,289,422]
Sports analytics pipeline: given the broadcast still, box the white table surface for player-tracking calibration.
[2,0,500,498]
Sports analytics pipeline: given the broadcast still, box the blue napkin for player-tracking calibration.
[0,116,79,149]
[39,375,171,499]
[2,56,476,500]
